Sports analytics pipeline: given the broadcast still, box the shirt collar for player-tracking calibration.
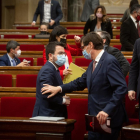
[95,49,104,63]
[48,60,58,70]
[7,53,14,62]
[130,15,137,23]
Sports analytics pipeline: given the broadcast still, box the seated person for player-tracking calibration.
[34,23,50,39]
[83,5,113,38]
[0,40,29,66]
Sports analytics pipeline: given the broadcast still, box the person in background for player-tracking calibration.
[32,42,70,118]
[0,40,29,66]
[121,0,139,23]
[81,0,99,22]
[97,31,129,77]
[43,25,82,79]
[120,4,140,51]
[83,5,113,38]
[31,0,63,29]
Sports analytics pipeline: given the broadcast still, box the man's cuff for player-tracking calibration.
[62,97,66,104]
[33,21,36,23]
[59,86,62,93]
[128,90,135,92]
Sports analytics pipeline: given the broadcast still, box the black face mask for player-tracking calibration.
[40,31,48,34]
[60,38,67,44]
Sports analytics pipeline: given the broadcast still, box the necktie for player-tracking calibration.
[92,61,97,73]
[137,22,140,37]
[11,59,16,66]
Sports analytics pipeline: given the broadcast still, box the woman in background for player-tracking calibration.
[43,25,82,79]
[84,5,113,38]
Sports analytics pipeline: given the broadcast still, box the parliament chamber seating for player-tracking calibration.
[113,45,121,50]
[66,27,84,29]
[127,58,132,64]
[116,35,120,39]
[16,26,39,29]
[75,58,92,67]
[37,58,44,66]
[0,74,12,87]
[0,34,35,39]
[16,74,37,87]
[19,57,34,66]
[0,97,88,140]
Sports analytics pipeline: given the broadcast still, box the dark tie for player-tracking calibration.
[137,22,140,37]
[11,59,16,66]
[92,61,97,73]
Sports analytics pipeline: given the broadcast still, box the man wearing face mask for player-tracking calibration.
[120,4,140,51]
[0,40,29,66]
[41,32,128,140]
[32,41,70,118]
[31,0,63,29]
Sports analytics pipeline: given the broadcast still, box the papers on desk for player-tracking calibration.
[63,63,86,84]
[30,116,65,121]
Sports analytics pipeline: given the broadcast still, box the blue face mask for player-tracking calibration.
[55,54,66,66]
[82,49,91,60]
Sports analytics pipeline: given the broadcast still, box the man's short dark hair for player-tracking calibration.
[6,40,20,53]
[46,41,65,60]
[40,22,48,28]
[97,31,111,45]
[130,4,140,14]
[82,32,103,50]
[49,25,68,42]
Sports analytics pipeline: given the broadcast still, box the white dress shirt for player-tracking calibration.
[7,53,15,66]
[130,15,138,28]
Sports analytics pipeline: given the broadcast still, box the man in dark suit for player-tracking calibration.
[31,0,63,29]
[97,31,129,77]
[41,32,128,140]
[128,38,140,121]
[32,42,70,118]
[120,4,140,51]
[0,40,29,66]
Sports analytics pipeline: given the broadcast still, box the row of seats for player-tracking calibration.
[0,73,132,88]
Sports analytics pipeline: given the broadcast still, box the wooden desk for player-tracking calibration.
[121,124,140,140]
[0,87,88,98]
[0,117,76,140]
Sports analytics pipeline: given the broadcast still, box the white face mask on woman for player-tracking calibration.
[96,13,103,18]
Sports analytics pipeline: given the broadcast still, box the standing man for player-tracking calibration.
[81,0,99,22]
[31,0,63,29]
[120,4,140,51]
[128,38,140,121]
[32,42,70,118]
[41,32,128,140]
[97,31,130,77]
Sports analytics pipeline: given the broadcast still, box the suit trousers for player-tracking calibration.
[88,126,122,140]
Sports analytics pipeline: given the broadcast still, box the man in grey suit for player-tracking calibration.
[81,0,100,22]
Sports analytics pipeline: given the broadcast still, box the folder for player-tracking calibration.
[85,114,111,134]
[63,63,86,84]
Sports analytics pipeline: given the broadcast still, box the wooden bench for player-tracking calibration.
[0,87,88,99]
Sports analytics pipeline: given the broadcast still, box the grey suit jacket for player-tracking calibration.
[80,0,99,22]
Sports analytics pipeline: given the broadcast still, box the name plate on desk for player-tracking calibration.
[30,116,65,121]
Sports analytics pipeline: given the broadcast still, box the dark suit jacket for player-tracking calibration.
[105,45,130,77]
[128,38,140,99]
[120,17,139,51]
[32,61,67,118]
[84,18,113,38]
[61,51,128,128]
[0,54,20,66]
[33,0,63,29]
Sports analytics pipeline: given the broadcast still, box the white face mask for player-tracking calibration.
[14,50,21,57]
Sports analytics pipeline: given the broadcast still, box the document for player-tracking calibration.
[63,63,86,84]
[85,114,111,134]
[30,116,65,121]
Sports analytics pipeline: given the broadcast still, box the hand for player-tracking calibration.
[96,111,109,125]
[49,19,55,26]
[41,84,61,98]
[63,69,72,76]
[16,61,30,67]
[74,35,81,43]
[128,91,136,100]
[63,96,70,106]
[31,22,36,26]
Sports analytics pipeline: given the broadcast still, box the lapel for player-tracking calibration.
[87,61,93,90]
[14,58,18,65]
[41,0,44,17]
[89,52,106,90]
[50,0,54,18]
[6,54,11,66]
[129,17,138,36]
